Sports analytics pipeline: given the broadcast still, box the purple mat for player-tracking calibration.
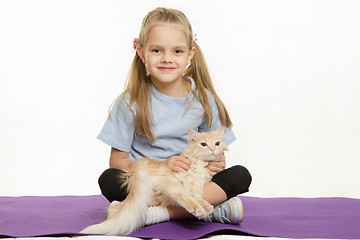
[0,195,360,239]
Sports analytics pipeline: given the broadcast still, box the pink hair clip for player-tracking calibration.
[192,34,198,42]
[133,38,139,50]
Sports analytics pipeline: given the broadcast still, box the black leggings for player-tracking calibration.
[98,165,252,203]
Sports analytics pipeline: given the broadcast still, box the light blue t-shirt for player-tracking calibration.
[97,77,236,161]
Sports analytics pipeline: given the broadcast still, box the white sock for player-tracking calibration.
[145,206,170,225]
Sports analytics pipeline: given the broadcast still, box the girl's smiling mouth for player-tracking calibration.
[158,67,176,71]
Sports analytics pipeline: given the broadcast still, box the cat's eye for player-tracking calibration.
[200,142,207,147]
[215,141,220,146]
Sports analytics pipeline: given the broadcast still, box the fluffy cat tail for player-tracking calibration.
[81,161,153,235]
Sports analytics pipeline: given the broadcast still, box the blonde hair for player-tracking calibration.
[118,7,232,141]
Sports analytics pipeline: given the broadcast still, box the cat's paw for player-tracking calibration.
[197,199,213,214]
[190,206,207,219]
[186,199,207,218]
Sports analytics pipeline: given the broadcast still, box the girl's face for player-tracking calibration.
[138,23,195,95]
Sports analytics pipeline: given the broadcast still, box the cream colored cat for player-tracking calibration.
[81,126,228,235]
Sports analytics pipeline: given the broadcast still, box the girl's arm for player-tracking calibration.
[109,147,132,170]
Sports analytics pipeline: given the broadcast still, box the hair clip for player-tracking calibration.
[192,34,198,42]
[133,38,139,50]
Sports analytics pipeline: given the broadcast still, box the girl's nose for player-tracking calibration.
[161,59,173,64]
[161,53,174,64]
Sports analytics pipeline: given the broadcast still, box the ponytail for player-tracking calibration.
[111,53,155,141]
[126,54,155,141]
[186,42,232,128]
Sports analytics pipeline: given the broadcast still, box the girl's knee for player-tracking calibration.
[212,165,252,198]
[98,168,122,187]
[98,168,128,202]
[228,165,252,189]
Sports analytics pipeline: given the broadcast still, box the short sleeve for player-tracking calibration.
[198,94,236,146]
[97,93,135,152]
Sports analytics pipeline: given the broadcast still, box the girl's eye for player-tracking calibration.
[215,141,220,146]
[174,50,183,54]
[152,49,160,53]
[200,142,207,147]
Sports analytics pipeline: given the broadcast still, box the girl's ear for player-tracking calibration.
[137,46,146,64]
[187,46,196,65]
[187,128,198,142]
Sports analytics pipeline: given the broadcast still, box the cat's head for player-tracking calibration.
[187,126,229,161]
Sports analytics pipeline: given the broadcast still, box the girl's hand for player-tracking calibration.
[206,151,226,176]
[165,156,190,173]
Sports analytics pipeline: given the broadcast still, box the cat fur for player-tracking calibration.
[81,126,228,235]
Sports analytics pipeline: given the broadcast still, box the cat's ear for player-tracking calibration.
[215,126,226,136]
[187,128,198,142]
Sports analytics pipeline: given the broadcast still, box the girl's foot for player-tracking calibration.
[203,196,244,224]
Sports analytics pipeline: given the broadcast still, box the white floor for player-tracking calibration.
[5,235,353,240]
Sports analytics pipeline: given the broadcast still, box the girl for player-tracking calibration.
[97,7,252,226]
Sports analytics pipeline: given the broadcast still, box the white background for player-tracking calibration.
[1,0,359,198]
